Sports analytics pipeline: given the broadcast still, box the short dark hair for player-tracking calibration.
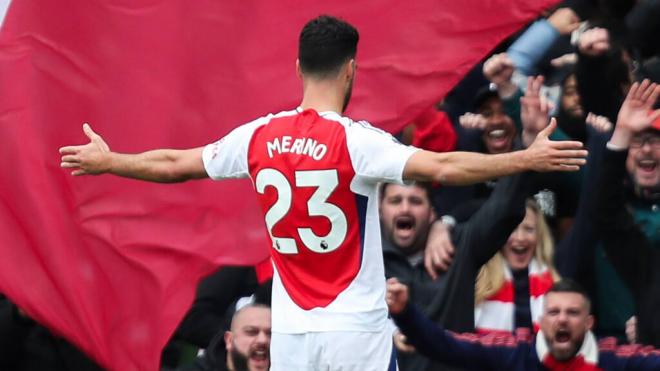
[298,15,359,77]
[547,279,591,311]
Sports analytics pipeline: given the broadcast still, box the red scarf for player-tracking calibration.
[475,259,554,334]
[542,355,602,371]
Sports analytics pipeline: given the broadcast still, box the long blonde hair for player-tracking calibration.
[475,199,560,304]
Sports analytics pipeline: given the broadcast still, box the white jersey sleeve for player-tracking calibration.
[202,116,270,180]
[345,120,420,185]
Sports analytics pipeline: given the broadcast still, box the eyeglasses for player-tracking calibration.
[630,135,660,149]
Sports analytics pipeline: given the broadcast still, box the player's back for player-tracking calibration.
[204,108,417,334]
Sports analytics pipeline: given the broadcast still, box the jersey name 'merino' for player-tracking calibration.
[267,136,328,160]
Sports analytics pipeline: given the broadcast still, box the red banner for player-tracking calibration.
[0,1,557,369]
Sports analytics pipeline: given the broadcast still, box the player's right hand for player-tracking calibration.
[386,277,409,315]
[59,123,111,176]
[525,118,587,172]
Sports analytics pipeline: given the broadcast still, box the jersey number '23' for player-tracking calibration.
[255,168,347,254]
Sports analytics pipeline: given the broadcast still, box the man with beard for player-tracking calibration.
[379,182,438,370]
[556,73,588,142]
[224,305,270,371]
[380,183,437,325]
[60,15,588,371]
[387,278,660,371]
[380,183,436,261]
[593,79,660,347]
[179,303,271,371]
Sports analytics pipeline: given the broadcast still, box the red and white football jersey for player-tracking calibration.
[202,108,418,333]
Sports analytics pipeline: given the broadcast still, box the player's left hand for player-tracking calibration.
[525,118,588,172]
[59,123,111,176]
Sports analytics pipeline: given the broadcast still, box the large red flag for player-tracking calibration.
[0,1,557,370]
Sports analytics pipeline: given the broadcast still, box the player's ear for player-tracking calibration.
[346,59,356,81]
[296,59,303,79]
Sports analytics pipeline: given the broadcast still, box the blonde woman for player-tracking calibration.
[474,198,560,334]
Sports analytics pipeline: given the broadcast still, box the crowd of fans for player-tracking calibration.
[1,0,659,370]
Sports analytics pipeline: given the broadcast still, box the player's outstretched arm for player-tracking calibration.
[59,124,208,183]
[403,118,587,185]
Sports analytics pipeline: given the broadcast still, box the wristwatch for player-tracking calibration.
[440,215,456,229]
